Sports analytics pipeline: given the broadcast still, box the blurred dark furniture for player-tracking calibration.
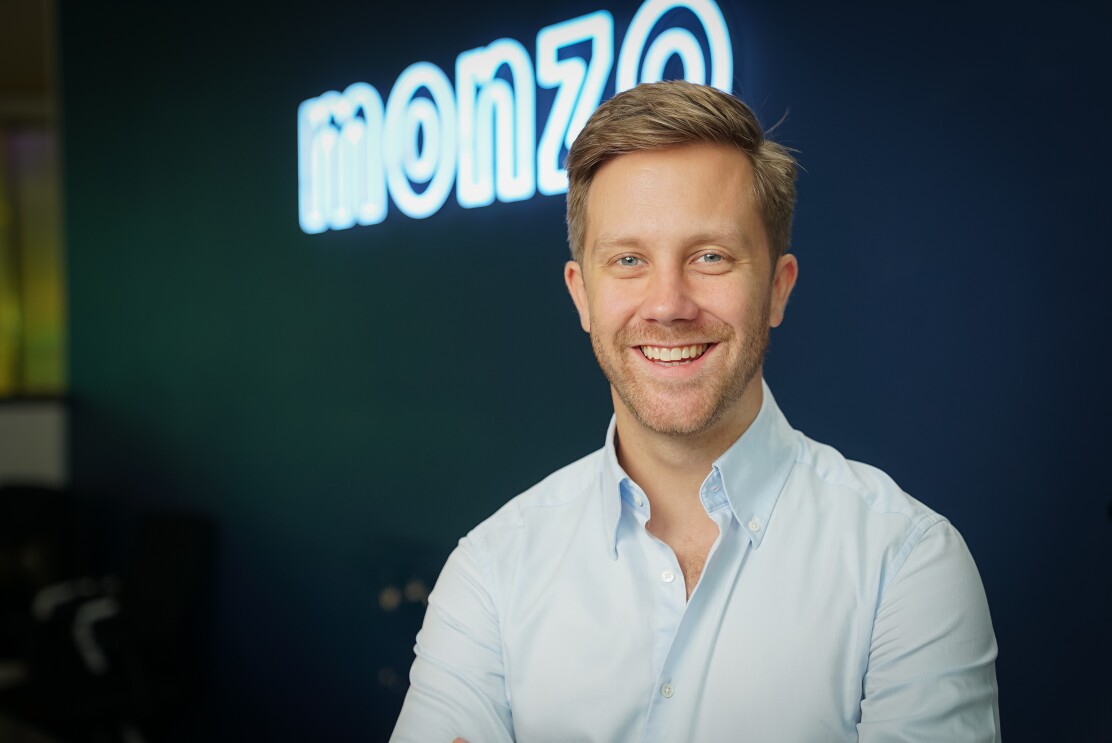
[0,484,216,743]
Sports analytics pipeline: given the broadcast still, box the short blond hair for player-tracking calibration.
[565,81,797,265]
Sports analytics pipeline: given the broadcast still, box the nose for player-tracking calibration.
[640,264,699,325]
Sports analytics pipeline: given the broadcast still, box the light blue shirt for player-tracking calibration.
[392,382,1000,742]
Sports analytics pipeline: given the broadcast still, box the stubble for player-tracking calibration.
[589,302,771,437]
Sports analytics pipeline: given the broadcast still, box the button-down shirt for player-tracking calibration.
[391,382,1000,742]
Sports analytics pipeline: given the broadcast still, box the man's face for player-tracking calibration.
[565,143,797,437]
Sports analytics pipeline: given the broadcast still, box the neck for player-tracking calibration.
[613,376,765,517]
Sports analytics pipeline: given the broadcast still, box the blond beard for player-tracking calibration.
[589,304,770,437]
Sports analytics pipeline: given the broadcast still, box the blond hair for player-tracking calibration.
[565,81,797,265]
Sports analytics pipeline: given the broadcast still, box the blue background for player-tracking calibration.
[60,0,1110,739]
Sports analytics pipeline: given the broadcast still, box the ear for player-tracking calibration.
[564,260,591,333]
[769,253,798,328]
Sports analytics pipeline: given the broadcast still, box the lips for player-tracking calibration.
[639,343,710,362]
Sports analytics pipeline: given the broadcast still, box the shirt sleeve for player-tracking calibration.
[390,536,515,743]
[857,520,1001,742]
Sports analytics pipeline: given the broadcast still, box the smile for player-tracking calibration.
[639,343,710,364]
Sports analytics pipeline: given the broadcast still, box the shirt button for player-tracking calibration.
[748,518,761,532]
[661,570,675,583]
[661,683,675,698]
[634,493,644,507]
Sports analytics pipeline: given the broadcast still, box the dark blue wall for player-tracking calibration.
[61,0,1110,739]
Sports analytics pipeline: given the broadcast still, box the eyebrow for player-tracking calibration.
[592,229,752,253]
[591,234,643,252]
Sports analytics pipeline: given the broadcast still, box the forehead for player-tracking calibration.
[584,143,763,253]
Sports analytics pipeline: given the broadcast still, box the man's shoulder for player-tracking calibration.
[469,447,603,537]
[776,433,968,596]
[791,432,944,531]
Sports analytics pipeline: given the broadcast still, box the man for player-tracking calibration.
[391,81,999,742]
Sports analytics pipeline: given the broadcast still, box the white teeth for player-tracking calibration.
[640,344,709,362]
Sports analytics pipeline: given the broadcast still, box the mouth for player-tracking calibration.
[639,343,711,366]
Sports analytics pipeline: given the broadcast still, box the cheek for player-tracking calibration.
[588,291,639,335]
[702,287,772,330]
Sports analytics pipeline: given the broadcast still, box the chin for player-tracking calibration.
[626,400,725,437]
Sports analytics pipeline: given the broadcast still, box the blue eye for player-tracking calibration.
[617,255,642,267]
[697,253,723,263]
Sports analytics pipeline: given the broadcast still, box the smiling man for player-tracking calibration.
[391,81,1000,742]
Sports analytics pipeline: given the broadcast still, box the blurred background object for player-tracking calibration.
[1,3,71,731]
[0,484,216,743]
[0,0,65,399]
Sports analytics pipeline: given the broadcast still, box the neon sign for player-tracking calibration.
[298,0,733,234]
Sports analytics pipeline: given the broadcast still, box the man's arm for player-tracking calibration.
[858,521,1001,741]
[390,537,515,743]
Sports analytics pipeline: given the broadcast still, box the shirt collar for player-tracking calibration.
[600,416,625,558]
[599,379,799,557]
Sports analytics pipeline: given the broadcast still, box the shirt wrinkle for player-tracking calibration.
[878,516,949,598]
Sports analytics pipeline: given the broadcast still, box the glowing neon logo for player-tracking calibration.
[298,0,733,233]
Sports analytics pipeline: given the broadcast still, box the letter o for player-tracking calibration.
[615,0,733,94]
[384,62,458,219]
